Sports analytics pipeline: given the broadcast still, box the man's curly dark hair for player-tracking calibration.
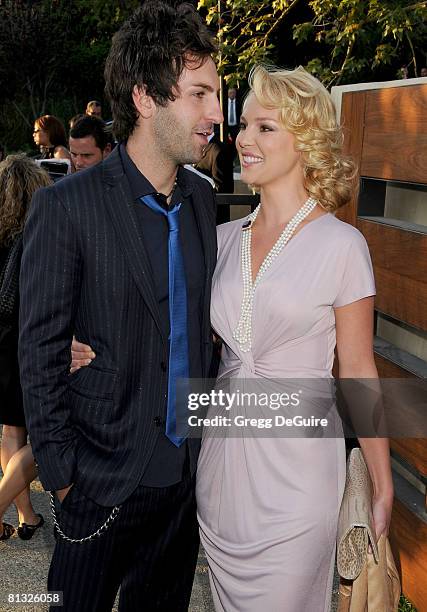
[104,1,217,142]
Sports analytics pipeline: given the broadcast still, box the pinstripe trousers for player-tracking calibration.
[48,474,199,612]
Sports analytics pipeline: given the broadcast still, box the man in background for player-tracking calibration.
[227,86,240,145]
[69,115,112,172]
[85,100,103,118]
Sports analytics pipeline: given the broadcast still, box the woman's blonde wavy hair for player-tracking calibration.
[247,65,356,211]
[0,154,51,248]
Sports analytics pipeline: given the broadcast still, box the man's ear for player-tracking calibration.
[132,85,155,119]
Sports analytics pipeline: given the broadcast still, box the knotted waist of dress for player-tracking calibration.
[210,357,342,439]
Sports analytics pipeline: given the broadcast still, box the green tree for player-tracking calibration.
[0,0,76,149]
[295,0,427,85]
[198,0,427,86]
[0,0,138,151]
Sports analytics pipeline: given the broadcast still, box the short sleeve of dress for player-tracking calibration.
[333,230,376,308]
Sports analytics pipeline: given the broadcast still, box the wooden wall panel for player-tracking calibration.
[357,219,427,330]
[357,219,427,282]
[372,268,427,331]
[338,82,427,610]
[374,354,415,378]
[336,91,366,227]
[360,85,427,183]
[375,348,427,476]
[391,440,427,478]
[390,498,427,610]
[359,357,427,478]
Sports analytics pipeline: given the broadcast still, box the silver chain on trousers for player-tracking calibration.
[50,492,120,544]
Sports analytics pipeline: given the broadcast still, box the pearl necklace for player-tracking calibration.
[233,196,318,352]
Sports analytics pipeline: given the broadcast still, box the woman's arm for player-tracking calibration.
[335,296,394,539]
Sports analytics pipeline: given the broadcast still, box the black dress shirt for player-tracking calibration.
[119,144,205,487]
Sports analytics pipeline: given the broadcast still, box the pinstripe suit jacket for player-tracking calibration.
[18,147,217,506]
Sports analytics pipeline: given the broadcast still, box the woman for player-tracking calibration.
[195,65,394,611]
[0,154,51,540]
[33,114,70,160]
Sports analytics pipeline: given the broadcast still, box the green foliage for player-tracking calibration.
[399,594,418,611]
[199,0,427,86]
[295,0,427,85]
[0,0,138,151]
[0,97,77,155]
[200,0,302,85]
[1,0,426,151]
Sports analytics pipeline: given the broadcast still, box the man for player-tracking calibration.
[85,99,103,118]
[19,2,222,611]
[69,115,112,172]
[227,86,240,145]
[399,65,409,79]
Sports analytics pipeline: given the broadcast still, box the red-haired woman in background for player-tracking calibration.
[33,114,70,160]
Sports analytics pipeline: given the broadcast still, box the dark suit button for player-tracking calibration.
[154,416,163,426]
[160,361,167,372]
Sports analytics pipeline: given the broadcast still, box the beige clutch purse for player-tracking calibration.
[337,448,379,580]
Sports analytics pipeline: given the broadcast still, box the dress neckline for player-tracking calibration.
[245,211,331,282]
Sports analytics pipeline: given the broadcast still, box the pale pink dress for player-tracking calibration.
[196,213,376,612]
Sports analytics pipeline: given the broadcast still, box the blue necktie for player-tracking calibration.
[140,194,189,447]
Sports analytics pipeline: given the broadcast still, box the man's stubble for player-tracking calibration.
[153,105,203,167]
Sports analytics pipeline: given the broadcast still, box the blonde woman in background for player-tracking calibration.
[196,65,394,611]
[0,154,51,540]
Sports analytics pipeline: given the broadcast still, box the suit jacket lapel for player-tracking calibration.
[101,149,166,346]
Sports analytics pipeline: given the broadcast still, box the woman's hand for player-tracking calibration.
[70,336,95,373]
